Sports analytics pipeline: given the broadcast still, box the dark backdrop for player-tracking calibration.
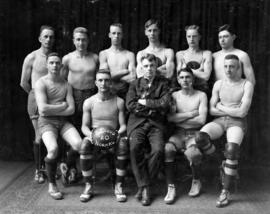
[0,0,269,164]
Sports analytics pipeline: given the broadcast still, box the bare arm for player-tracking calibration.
[57,84,75,116]
[117,97,127,136]
[81,98,93,138]
[61,54,70,79]
[192,50,212,81]
[176,51,186,73]
[157,49,175,79]
[136,51,144,78]
[209,80,227,116]
[216,81,254,118]
[121,52,136,83]
[35,79,68,116]
[20,53,34,93]
[241,52,256,85]
[184,92,208,125]
[99,50,109,70]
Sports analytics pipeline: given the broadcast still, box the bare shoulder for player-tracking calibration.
[203,50,212,57]
[24,50,37,63]
[244,79,254,90]
[196,90,207,99]
[165,48,174,54]
[84,94,96,108]
[234,49,249,59]
[35,76,46,88]
[99,48,109,56]
[116,96,125,107]
[213,50,222,58]
[176,50,185,57]
[213,79,222,89]
[62,52,72,64]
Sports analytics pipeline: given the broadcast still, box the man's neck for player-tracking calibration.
[39,47,51,56]
[97,91,111,101]
[222,46,235,53]
[110,44,123,52]
[148,41,161,51]
[48,73,61,82]
[181,87,194,95]
[187,46,200,53]
[75,50,88,58]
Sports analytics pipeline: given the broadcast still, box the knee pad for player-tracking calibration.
[165,142,177,162]
[224,143,240,160]
[80,138,93,155]
[184,145,202,165]
[117,137,129,157]
[195,132,215,154]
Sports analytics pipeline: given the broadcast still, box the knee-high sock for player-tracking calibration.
[115,155,128,183]
[66,148,79,169]
[191,163,201,180]
[80,154,94,183]
[33,143,40,170]
[165,161,175,185]
[45,157,57,184]
[223,159,238,190]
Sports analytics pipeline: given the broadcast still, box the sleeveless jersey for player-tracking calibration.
[45,79,68,105]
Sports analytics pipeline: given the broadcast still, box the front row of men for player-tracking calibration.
[34,52,253,208]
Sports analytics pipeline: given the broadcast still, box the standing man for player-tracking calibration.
[79,69,128,203]
[126,54,171,206]
[176,25,212,94]
[136,19,175,80]
[164,67,214,204]
[99,23,136,99]
[20,25,55,183]
[62,27,99,182]
[35,53,82,200]
[195,54,254,207]
[213,24,255,85]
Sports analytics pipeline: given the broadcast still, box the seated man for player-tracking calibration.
[195,54,254,207]
[164,67,213,204]
[126,53,171,206]
[35,53,82,200]
[79,69,128,203]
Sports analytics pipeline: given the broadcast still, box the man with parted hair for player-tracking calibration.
[61,27,99,183]
[136,19,175,80]
[195,54,254,207]
[35,52,82,200]
[213,24,255,85]
[79,69,129,203]
[99,23,136,99]
[176,25,212,94]
[126,53,171,206]
[20,25,55,184]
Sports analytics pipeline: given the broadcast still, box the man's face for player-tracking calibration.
[177,71,193,89]
[95,73,111,92]
[142,58,157,80]
[145,24,160,42]
[47,56,61,75]
[109,26,123,45]
[224,59,240,79]
[39,29,55,49]
[218,30,235,49]
[186,29,200,47]
[73,32,89,51]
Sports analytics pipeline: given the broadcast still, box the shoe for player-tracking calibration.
[80,182,93,203]
[134,187,143,201]
[68,168,77,184]
[59,163,69,186]
[216,189,230,208]
[141,186,151,206]
[188,179,202,197]
[48,184,63,200]
[34,170,45,184]
[114,182,127,202]
[164,184,176,204]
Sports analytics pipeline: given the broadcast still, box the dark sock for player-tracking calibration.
[165,162,175,184]
[45,157,57,184]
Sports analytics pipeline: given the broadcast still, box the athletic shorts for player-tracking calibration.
[27,90,39,120]
[212,116,247,132]
[168,127,200,151]
[38,116,74,136]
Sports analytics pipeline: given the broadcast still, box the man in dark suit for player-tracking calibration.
[126,53,171,206]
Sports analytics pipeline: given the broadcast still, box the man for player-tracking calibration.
[213,24,255,85]
[176,25,212,94]
[20,25,55,183]
[99,23,136,99]
[164,67,214,204]
[35,53,82,200]
[79,69,129,203]
[195,54,254,207]
[126,54,171,206]
[62,27,99,182]
[136,19,175,79]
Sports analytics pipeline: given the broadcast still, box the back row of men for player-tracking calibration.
[20,19,254,208]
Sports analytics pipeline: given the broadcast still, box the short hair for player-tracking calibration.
[224,54,239,61]
[177,67,194,78]
[73,27,89,37]
[40,25,55,35]
[185,25,201,35]
[218,24,236,35]
[47,52,61,60]
[110,23,123,30]
[96,69,111,78]
[144,19,160,29]
[141,53,157,63]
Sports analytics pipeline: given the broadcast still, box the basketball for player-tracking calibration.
[91,126,118,149]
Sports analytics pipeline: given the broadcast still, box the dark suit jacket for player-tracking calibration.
[126,75,171,136]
